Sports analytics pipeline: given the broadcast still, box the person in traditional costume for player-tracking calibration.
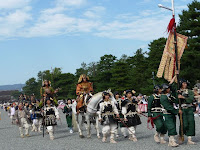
[63,99,73,133]
[31,100,43,132]
[98,92,119,143]
[8,104,16,124]
[30,93,36,105]
[148,85,167,144]
[14,103,31,138]
[76,74,93,112]
[43,97,59,140]
[114,92,123,138]
[121,90,141,142]
[40,80,58,107]
[178,79,196,144]
[24,101,29,111]
[18,94,24,103]
[160,84,181,147]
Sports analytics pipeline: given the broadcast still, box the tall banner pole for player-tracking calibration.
[171,0,175,16]
[172,0,184,141]
[42,73,45,138]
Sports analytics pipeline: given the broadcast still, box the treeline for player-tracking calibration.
[13,0,200,100]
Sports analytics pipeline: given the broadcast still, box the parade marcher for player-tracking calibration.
[114,92,122,138]
[121,90,142,142]
[30,93,36,105]
[23,94,30,104]
[98,92,119,143]
[18,94,24,103]
[178,79,196,144]
[27,104,34,127]
[40,80,58,107]
[76,74,93,112]
[193,87,200,115]
[9,104,16,124]
[14,103,31,138]
[43,97,59,140]
[63,99,73,133]
[24,102,29,111]
[32,100,43,132]
[160,84,180,147]
[148,85,167,144]
[30,110,37,132]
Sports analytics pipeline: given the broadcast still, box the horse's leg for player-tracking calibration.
[86,113,91,138]
[80,114,87,130]
[76,114,84,138]
[95,115,101,139]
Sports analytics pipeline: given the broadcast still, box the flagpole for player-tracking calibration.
[171,0,175,16]
[158,0,184,141]
[171,0,184,142]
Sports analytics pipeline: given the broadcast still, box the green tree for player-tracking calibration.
[141,38,167,94]
[54,73,76,99]
[177,0,200,85]
[23,78,40,98]
[95,54,117,92]
[75,62,88,79]
[126,49,148,94]
[110,61,129,93]
[11,91,22,100]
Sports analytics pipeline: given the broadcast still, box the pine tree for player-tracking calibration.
[177,0,200,85]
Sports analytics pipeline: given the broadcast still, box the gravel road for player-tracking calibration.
[0,109,199,150]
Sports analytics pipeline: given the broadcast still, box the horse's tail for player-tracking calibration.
[72,101,77,115]
[72,112,78,132]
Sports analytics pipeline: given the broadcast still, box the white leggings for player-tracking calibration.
[102,124,117,139]
[121,126,136,138]
[19,118,30,135]
[47,126,54,138]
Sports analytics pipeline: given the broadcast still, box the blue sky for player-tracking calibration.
[0,0,193,85]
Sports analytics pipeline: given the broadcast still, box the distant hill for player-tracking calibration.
[0,84,25,91]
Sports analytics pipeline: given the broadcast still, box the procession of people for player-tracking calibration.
[1,74,199,148]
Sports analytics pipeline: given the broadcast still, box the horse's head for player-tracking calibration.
[104,89,114,97]
[103,89,117,104]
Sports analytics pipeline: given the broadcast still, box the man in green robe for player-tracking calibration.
[178,79,195,144]
[160,84,181,147]
[148,85,167,144]
[63,99,73,133]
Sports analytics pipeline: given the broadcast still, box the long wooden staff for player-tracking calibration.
[173,19,184,141]
[43,96,45,137]
[116,117,135,135]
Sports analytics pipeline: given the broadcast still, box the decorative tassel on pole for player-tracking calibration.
[167,17,175,33]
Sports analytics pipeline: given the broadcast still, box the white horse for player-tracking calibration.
[72,89,117,138]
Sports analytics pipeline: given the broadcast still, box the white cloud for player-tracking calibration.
[95,12,171,41]
[55,0,86,7]
[0,8,32,38]
[115,13,140,21]
[25,14,75,37]
[40,0,86,15]
[0,0,31,9]
[41,7,66,15]
[84,6,105,19]
[161,0,171,2]
[24,12,100,37]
